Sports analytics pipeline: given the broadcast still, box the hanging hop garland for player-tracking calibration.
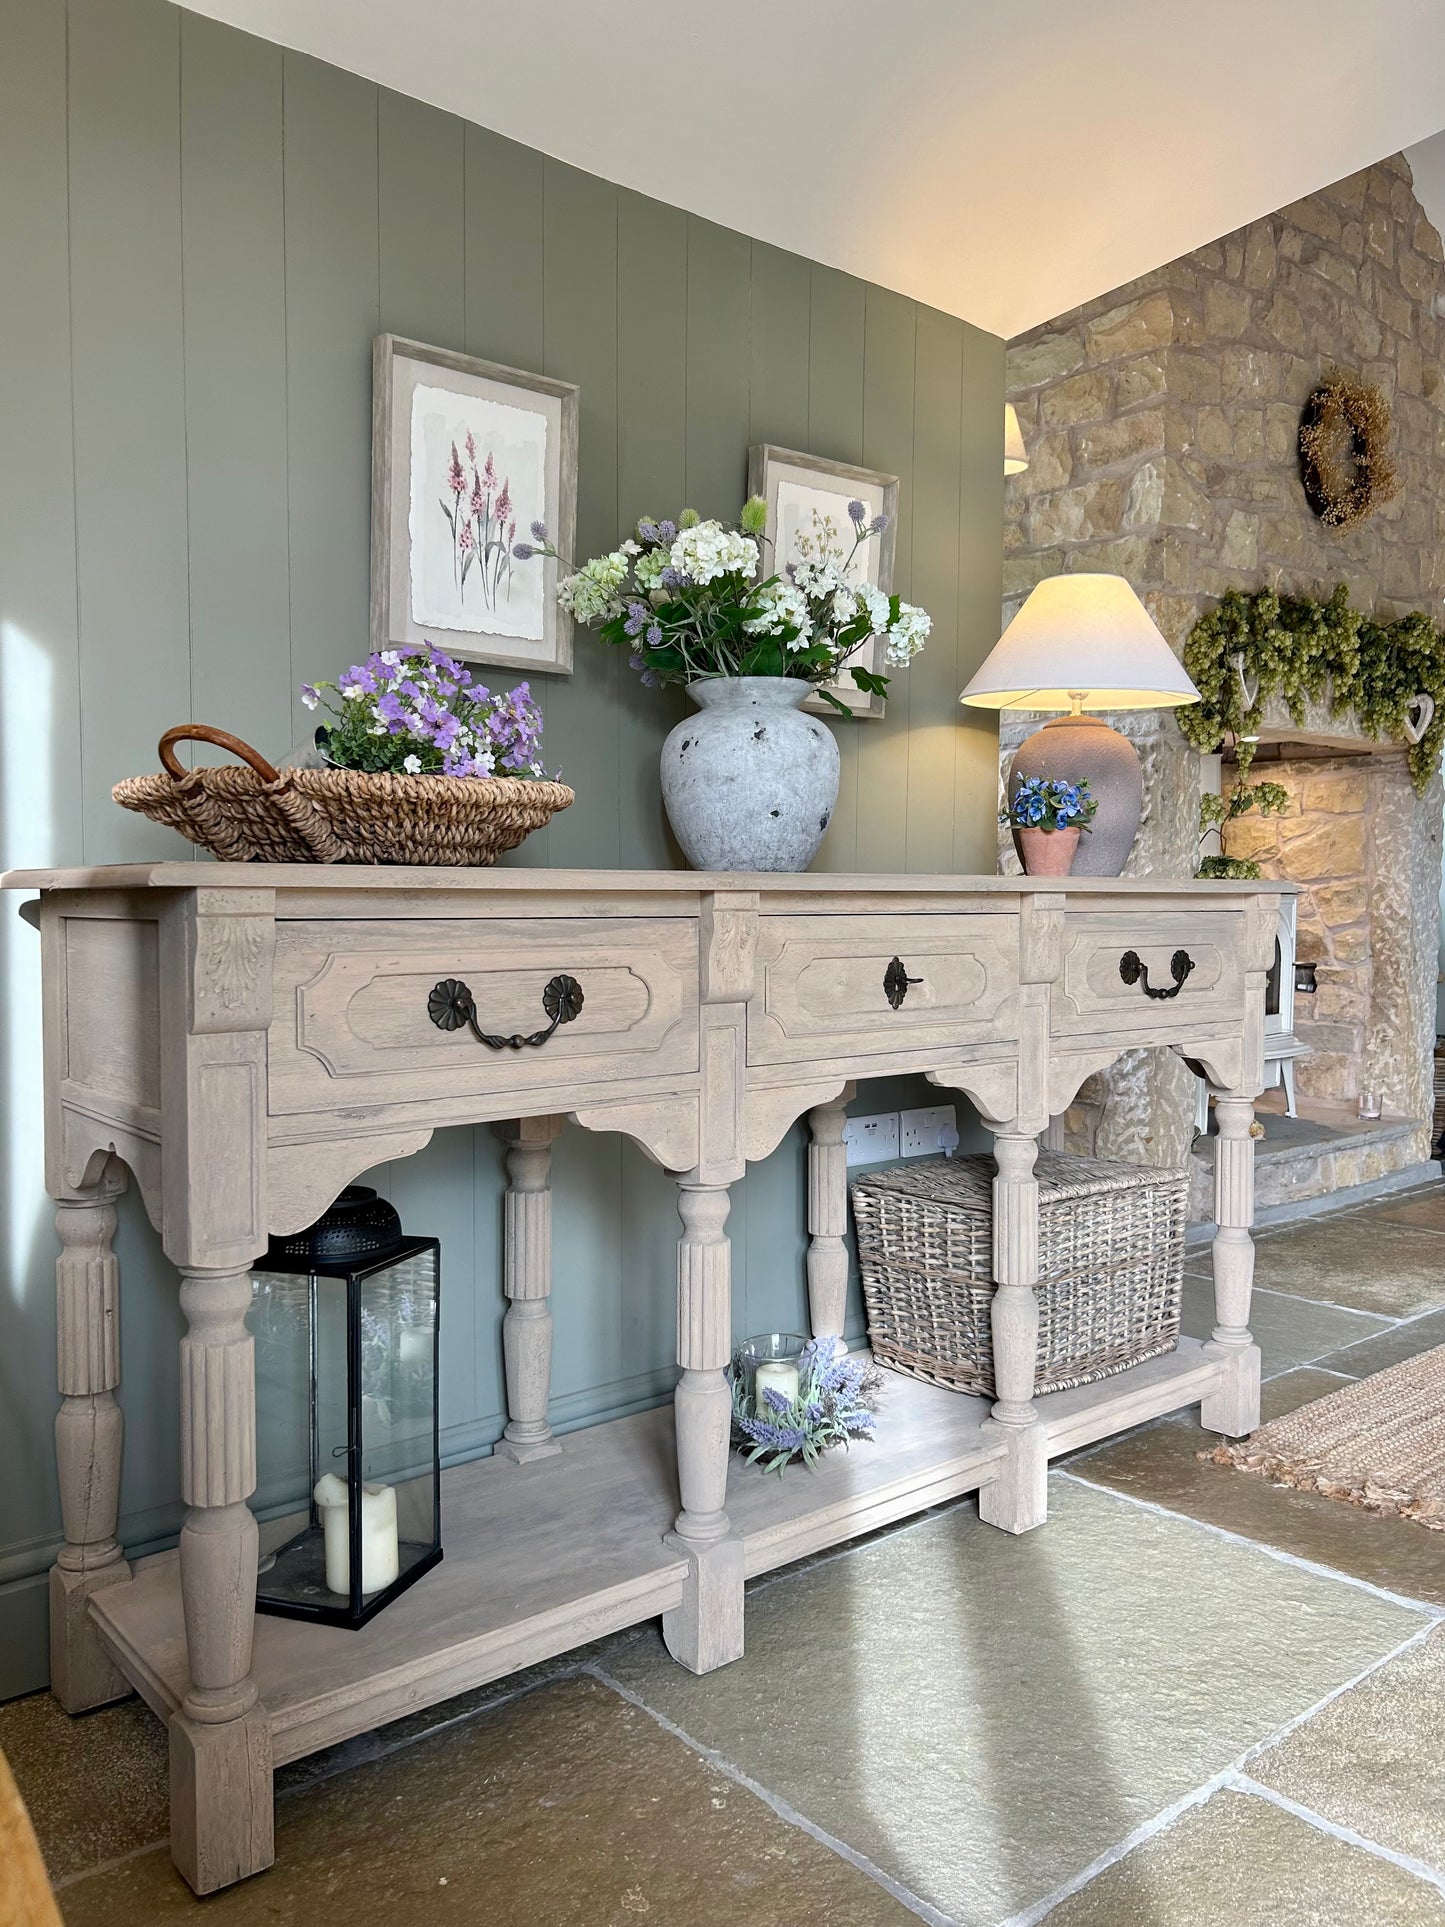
[1298,373,1402,531]
[1178,585,1445,795]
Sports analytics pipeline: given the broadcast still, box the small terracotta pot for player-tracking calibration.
[1016,824,1081,877]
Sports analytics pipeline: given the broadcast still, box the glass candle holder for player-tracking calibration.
[1357,1090,1382,1120]
[734,1332,807,1412]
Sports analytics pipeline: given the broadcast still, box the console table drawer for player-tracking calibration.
[747,913,1018,1066]
[1055,911,1243,1037]
[268,917,698,1115]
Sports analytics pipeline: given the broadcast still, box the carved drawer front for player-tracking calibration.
[1054,910,1243,1039]
[268,917,698,1115]
[747,913,1018,1067]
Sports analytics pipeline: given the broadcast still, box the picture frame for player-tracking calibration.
[371,334,579,675]
[747,443,900,719]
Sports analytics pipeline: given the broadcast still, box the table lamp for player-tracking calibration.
[959,574,1200,876]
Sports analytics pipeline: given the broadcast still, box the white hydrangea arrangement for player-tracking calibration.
[516,496,931,712]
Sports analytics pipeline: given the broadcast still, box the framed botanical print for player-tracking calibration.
[747,444,900,718]
[371,334,579,674]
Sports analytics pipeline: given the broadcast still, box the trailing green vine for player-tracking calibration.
[1196,779,1290,881]
[1178,585,1445,794]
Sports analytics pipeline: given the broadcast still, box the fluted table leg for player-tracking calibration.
[1201,1089,1262,1436]
[979,1128,1049,1533]
[662,1175,743,1674]
[50,1165,131,1712]
[806,1084,853,1348]
[169,1264,273,1894]
[495,1116,564,1464]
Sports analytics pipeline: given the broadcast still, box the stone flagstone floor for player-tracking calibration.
[8,1185,1445,1925]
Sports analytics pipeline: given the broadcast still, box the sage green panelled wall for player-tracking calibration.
[0,0,1005,1696]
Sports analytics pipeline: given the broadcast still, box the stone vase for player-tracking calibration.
[1016,825,1081,877]
[659,677,840,872]
[1008,714,1142,876]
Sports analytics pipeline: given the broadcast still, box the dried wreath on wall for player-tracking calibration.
[1298,372,1402,531]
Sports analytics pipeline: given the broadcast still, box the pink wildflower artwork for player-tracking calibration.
[442,436,528,613]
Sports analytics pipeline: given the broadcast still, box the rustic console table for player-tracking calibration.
[5,864,1283,1893]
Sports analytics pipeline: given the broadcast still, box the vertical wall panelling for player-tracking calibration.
[747,243,811,454]
[0,0,82,1692]
[375,1128,485,1465]
[853,286,919,875]
[541,159,620,871]
[615,190,688,872]
[954,325,1007,871]
[461,124,551,866]
[905,308,966,872]
[0,0,1005,1699]
[68,0,191,853]
[807,266,868,870]
[379,90,465,352]
[282,51,380,745]
[180,13,292,760]
[463,124,545,373]
[684,217,752,522]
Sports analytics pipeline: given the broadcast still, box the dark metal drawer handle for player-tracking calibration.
[884,956,922,1010]
[1119,949,1195,1000]
[427,973,584,1050]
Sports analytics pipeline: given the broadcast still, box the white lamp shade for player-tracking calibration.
[1003,403,1028,475]
[960,573,1200,711]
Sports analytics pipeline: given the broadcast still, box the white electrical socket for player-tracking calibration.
[900,1104,958,1158]
[843,1111,900,1166]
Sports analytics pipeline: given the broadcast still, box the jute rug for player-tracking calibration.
[1202,1343,1445,1530]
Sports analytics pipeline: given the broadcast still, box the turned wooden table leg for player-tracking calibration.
[979,1128,1049,1534]
[495,1117,564,1464]
[169,1264,273,1895]
[662,1175,743,1674]
[50,1165,132,1712]
[1201,1089,1261,1436]
[806,1083,854,1349]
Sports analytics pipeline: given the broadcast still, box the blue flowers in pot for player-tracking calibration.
[1000,775,1098,878]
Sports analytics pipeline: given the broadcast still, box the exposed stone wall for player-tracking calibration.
[1004,154,1445,1171]
[1223,749,1442,1132]
[1005,154,1445,625]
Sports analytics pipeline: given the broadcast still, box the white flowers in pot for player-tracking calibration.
[517,497,933,869]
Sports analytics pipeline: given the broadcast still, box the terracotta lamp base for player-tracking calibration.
[1007,714,1142,877]
[1016,824,1081,877]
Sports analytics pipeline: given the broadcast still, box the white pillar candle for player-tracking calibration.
[399,1324,433,1372]
[313,1472,401,1596]
[753,1360,800,1412]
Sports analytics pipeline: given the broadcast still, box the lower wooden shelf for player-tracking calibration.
[91,1338,1225,1767]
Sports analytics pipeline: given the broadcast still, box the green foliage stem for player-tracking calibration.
[1179,585,1445,795]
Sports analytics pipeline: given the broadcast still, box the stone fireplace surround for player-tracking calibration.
[997,152,1445,1205]
[999,704,1440,1212]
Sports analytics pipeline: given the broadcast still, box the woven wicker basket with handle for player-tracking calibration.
[113,725,573,866]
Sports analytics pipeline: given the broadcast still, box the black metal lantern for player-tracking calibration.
[250,1187,441,1628]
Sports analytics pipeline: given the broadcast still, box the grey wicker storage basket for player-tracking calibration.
[851,1151,1188,1399]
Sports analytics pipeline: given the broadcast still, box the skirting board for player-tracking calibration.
[1185,1159,1442,1249]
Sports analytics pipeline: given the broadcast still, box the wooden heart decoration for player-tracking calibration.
[1403,692,1435,746]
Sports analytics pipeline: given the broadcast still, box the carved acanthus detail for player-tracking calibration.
[700,892,760,1004]
[189,899,276,1034]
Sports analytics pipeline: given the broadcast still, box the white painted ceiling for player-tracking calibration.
[180,0,1445,340]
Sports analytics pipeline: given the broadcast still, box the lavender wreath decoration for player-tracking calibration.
[731,1337,884,1474]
